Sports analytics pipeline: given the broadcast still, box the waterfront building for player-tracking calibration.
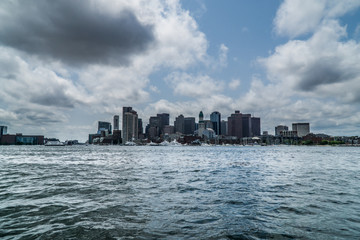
[122,107,138,142]
[0,133,44,145]
[292,123,310,137]
[221,120,228,136]
[275,125,289,136]
[174,114,185,134]
[163,125,175,135]
[0,126,7,136]
[89,133,101,144]
[98,121,111,135]
[251,117,261,136]
[113,115,119,130]
[146,116,161,139]
[280,130,298,138]
[157,113,169,134]
[228,110,243,139]
[138,118,144,136]
[210,111,221,135]
[242,114,252,137]
[184,117,195,135]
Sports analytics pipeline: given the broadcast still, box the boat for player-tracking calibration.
[45,141,65,146]
[169,139,182,146]
[159,140,170,146]
[125,141,137,146]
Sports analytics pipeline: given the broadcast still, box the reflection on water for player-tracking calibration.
[1,145,360,239]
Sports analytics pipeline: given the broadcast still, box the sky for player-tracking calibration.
[1,0,360,142]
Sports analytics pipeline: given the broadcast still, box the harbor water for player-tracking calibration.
[1,145,360,239]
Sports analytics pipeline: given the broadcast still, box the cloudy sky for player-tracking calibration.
[1,0,360,141]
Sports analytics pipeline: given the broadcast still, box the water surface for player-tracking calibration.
[1,145,360,239]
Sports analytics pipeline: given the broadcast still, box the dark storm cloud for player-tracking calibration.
[15,108,65,124]
[0,0,154,66]
[297,60,358,91]
[30,92,76,108]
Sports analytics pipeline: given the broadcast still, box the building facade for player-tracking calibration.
[292,123,310,137]
[275,125,289,136]
[242,114,252,137]
[221,120,228,136]
[228,110,243,139]
[174,114,185,134]
[157,113,169,135]
[98,121,112,135]
[122,107,138,142]
[184,117,195,135]
[1,133,44,145]
[251,117,261,137]
[113,115,119,130]
[210,111,221,135]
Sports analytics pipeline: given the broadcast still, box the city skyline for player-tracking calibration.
[1,0,360,142]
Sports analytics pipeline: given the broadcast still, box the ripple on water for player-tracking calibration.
[0,145,360,239]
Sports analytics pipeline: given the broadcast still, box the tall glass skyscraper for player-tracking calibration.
[210,111,221,135]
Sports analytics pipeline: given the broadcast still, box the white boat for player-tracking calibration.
[148,141,159,146]
[125,141,137,146]
[45,141,65,146]
[169,139,182,146]
[159,140,170,146]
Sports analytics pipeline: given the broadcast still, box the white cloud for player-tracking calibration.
[260,20,360,102]
[228,79,241,90]
[0,0,210,140]
[165,72,224,98]
[219,44,229,67]
[274,0,360,38]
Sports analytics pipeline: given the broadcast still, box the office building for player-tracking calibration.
[163,125,175,135]
[210,111,221,135]
[1,133,44,145]
[184,117,195,135]
[0,126,7,136]
[122,107,133,135]
[275,125,288,136]
[292,123,310,137]
[113,115,119,130]
[221,120,228,136]
[146,116,161,140]
[251,117,261,136]
[242,114,252,137]
[157,113,170,134]
[122,107,138,142]
[138,118,143,136]
[228,110,243,139]
[98,121,111,135]
[174,114,185,133]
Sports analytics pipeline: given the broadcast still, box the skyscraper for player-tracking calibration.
[157,113,169,134]
[138,118,143,136]
[113,115,119,130]
[221,120,228,136]
[242,114,252,137]
[122,107,138,142]
[251,117,261,136]
[146,116,161,139]
[228,110,243,139]
[174,114,185,133]
[184,117,195,135]
[210,111,221,135]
